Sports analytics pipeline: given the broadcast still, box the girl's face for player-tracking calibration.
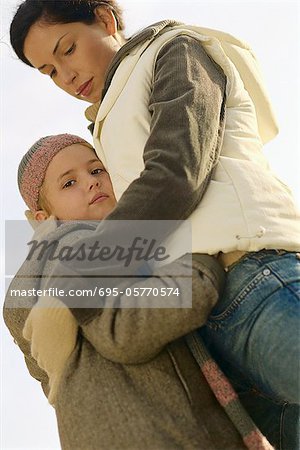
[23,8,121,104]
[37,144,117,221]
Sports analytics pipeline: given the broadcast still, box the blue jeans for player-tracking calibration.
[199,250,300,449]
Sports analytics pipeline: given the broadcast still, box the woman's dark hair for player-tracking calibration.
[10,0,125,66]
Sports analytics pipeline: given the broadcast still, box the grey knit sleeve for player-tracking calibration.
[106,34,226,220]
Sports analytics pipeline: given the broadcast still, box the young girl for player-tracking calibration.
[10,1,300,447]
[5,133,264,450]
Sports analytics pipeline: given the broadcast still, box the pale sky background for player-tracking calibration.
[1,0,299,448]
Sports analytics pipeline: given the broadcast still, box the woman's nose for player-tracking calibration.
[61,66,76,85]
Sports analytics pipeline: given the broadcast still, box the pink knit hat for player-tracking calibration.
[18,134,93,212]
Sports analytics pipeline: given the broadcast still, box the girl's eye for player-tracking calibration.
[63,180,75,189]
[64,43,75,56]
[91,168,105,175]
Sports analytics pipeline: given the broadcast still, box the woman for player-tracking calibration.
[9,1,300,448]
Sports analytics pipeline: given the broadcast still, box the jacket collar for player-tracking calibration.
[85,20,181,124]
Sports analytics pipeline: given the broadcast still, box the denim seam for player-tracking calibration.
[226,252,256,273]
[208,256,299,324]
[230,250,291,269]
[225,250,282,274]
[246,379,291,406]
[226,251,265,271]
[268,265,300,297]
[207,271,265,323]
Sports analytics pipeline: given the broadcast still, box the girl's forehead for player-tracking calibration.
[44,145,101,185]
[53,144,99,163]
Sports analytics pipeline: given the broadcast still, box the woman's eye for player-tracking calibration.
[64,43,75,56]
[63,180,75,189]
[91,168,104,175]
[50,68,57,79]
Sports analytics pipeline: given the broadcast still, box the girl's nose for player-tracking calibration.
[89,179,100,190]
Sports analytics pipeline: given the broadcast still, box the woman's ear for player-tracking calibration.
[34,210,50,222]
[94,6,118,36]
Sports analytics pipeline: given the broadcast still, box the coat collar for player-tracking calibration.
[85,20,181,124]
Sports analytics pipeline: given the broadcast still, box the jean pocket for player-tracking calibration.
[207,268,273,326]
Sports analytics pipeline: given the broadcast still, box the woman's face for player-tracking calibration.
[23,8,121,103]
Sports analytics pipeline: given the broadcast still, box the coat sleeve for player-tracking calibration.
[3,304,50,398]
[75,254,225,364]
[106,34,227,220]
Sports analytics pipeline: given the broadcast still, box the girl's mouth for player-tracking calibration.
[90,193,109,205]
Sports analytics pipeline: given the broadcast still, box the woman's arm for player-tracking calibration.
[106,34,227,220]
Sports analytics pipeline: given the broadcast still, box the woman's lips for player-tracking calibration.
[76,78,93,97]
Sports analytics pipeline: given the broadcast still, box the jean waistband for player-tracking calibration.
[219,249,296,272]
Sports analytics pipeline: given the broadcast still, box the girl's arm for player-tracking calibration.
[74,254,224,364]
[3,303,50,398]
